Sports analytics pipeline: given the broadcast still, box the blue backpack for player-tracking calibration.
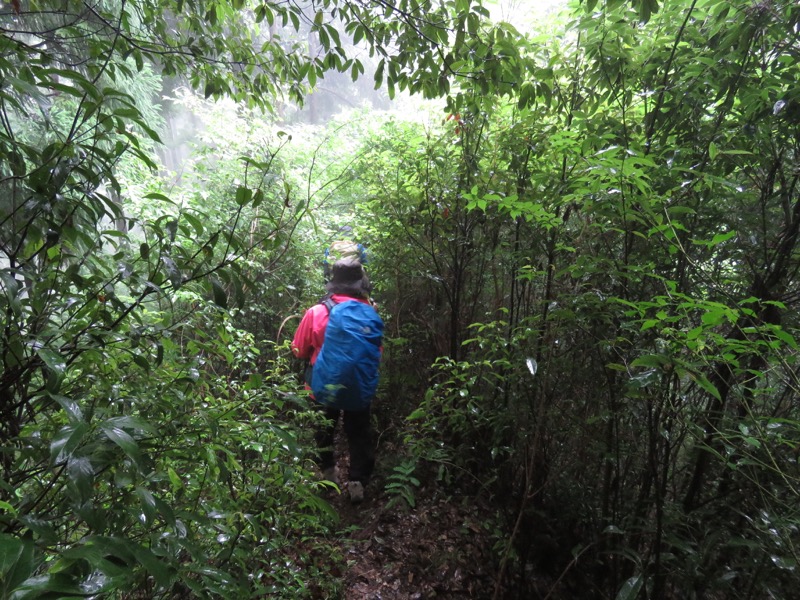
[311,298,383,411]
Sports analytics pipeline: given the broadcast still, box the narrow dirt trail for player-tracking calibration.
[329,487,496,599]
[323,426,498,599]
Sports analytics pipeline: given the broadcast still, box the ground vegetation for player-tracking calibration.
[2,1,799,598]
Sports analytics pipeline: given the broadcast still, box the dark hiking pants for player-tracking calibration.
[315,404,375,484]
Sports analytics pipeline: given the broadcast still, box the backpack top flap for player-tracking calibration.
[311,300,383,411]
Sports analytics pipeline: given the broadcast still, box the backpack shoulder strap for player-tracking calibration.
[321,297,338,313]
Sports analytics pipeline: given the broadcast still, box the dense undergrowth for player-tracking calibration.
[3,0,800,598]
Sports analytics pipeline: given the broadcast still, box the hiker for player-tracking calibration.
[291,257,383,503]
[322,238,368,283]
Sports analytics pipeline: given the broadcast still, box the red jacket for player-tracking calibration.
[291,294,373,365]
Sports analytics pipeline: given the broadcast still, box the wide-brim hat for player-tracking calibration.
[326,257,371,298]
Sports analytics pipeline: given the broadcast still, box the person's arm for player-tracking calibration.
[291,309,315,360]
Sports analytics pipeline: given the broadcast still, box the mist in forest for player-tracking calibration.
[154,0,569,175]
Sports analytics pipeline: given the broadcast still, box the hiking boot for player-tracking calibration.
[348,481,364,504]
[321,467,339,486]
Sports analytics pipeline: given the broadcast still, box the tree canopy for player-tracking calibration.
[2,0,800,598]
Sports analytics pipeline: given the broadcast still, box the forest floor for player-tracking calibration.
[330,484,497,599]
[321,420,500,599]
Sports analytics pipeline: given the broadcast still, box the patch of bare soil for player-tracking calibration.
[329,488,497,600]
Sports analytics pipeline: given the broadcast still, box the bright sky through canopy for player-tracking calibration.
[491,0,568,31]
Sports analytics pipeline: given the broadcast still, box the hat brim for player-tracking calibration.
[326,275,371,298]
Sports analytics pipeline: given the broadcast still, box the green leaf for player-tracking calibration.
[183,213,205,236]
[408,408,427,420]
[701,308,726,327]
[104,416,156,435]
[773,327,798,350]
[136,487,157,524]
[709,230,736,246]
[36,348,66,392]
[0,535,24,578]
[211,278,228,309]
[155,342,164,367]
[143,192,175,204]
[630,354,669,369]
[374,59,385,89]
[353,25,364,45]
[82,536,136,565]
[51,395,84,424]
[743,436,761,448]
[8,572,93,598]
[691,372,721,401]
[0,534,35,595]
[234,185,252,206]
[616,575,643,600]
[101,424,144,468]
[66,457,95,502]
[244,373,263,390]
[50,423,89,465]
[167,467,182,493]
[273,427,300,456]
[161,256,182,289]
[0,272,22,315]
[133,353,150,372]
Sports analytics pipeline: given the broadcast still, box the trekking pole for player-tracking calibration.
[277,314,301,343]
